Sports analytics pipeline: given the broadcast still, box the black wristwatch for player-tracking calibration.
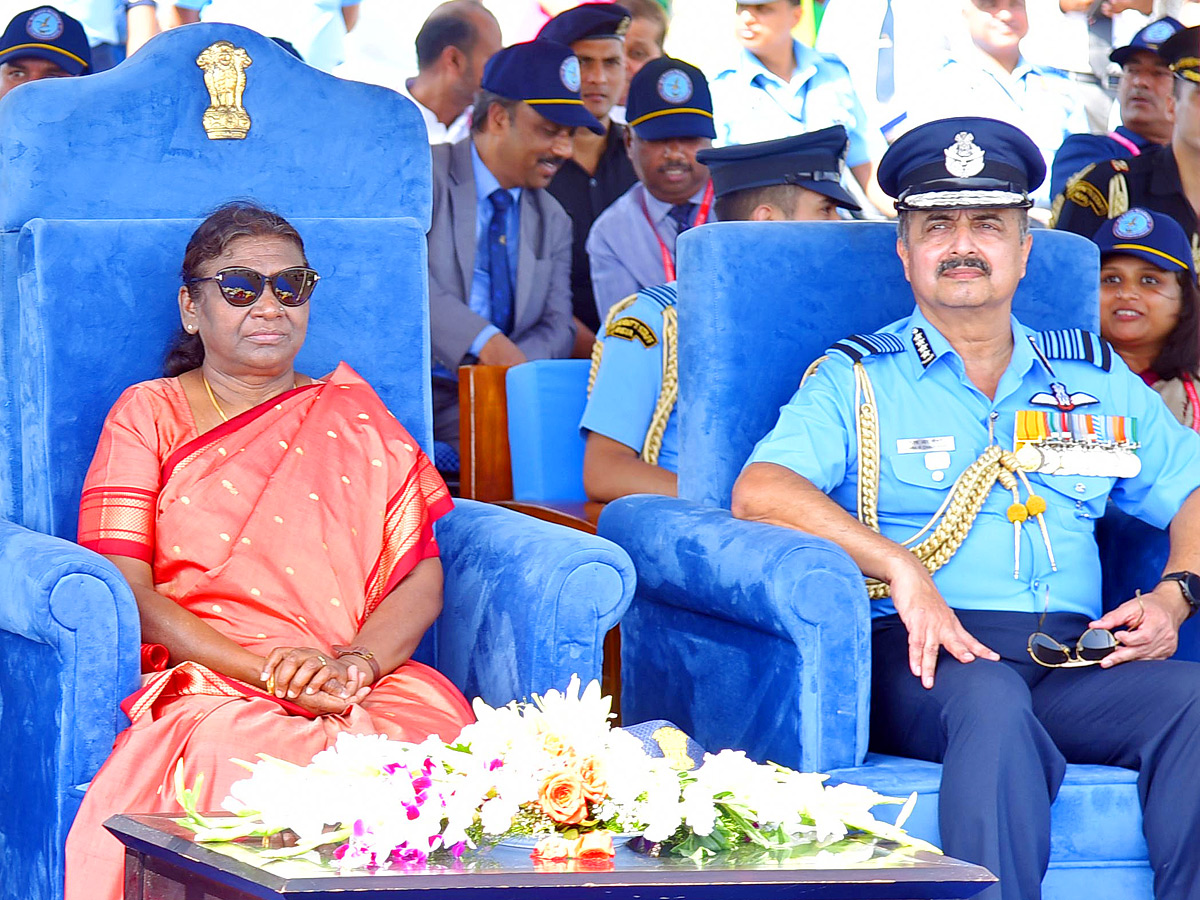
[1160,571,1200,618]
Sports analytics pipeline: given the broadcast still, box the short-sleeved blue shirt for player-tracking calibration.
[710,40,886,169]
[746,306,1200,620]
[579,283,679,473]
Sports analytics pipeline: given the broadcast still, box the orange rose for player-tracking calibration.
[540,730,572,758]
[578,756,607,802]
[531,834,574,861]
[538,769,587,825]
[574,830,615,860]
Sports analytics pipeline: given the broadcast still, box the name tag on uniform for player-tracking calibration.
[897,436,956,454]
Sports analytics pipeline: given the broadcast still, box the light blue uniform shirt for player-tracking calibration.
[432,144,521,379]
[710,40,886,169]
[746,307,1200,620]
[579,282,679,473]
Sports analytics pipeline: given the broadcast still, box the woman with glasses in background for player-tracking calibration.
[1094,208,1200,432]
[64,201,474,900]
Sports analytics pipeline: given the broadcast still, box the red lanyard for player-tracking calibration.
[1185,373,1200,433]
[638,180,714,282]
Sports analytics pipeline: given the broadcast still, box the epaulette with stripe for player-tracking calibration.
[1033,329,1113,372]
[639,282,677,311]
[826,332,906,363]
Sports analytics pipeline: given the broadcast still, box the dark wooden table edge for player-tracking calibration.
[107,814,997,897]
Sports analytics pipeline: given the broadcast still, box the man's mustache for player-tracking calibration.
[937,256,991,276]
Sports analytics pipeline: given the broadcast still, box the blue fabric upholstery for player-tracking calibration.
[599,220,1163,898]
[599,495,867,773]
[506,359,590,502]
[0,24,635,900]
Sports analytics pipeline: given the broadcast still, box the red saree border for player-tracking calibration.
[161,382,323,484]
[121,661,318,722]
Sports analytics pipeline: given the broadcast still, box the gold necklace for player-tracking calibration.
[202,373,229,422]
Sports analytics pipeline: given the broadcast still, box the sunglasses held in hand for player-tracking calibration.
[1026,585,1118,668]
[186,266,320,307]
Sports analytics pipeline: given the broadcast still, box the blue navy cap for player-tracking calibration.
[1160,24,1200,84]
[0,6,90,75]
[481,40,604,134]
[538,3,631,45]
[1093,208,1195,277]
[1111,16,1184,66]
[877,117,1045,211]
[626,55,715,140]
[695,126,860,210]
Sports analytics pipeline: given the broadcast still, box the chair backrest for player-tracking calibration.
[674,221,1100,508]
[0,24,434,538]
[507,360,590,502]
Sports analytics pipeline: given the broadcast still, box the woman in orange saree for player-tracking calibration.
[64,203,474,900]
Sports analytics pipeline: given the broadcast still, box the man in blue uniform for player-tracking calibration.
[0,6,91,100]
[709,0,892,215]
[733,116,1200,900]
[580,126,860,501]
[1050,16,1182,202]
[586,55,715,324]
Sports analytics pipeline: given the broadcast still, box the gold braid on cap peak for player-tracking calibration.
[853,363,1054,599]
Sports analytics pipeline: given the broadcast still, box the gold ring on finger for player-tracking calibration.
[316,654,327,666]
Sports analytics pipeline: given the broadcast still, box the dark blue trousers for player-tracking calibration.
[871,610,1200,900]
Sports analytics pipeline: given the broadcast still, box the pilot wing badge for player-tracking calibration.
[1029,382,1100,412]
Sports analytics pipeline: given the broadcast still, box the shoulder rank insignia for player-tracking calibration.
[1110,159,1129,172]
[640,282,678,312]
[606,316,658,347]
[1033,329,1113,372]
[827,332,906,363]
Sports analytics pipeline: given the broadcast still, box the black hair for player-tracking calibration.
[164,201,307,377]
[470,89,519,133]
[1150,269,1200,381]
[415,4,481,71]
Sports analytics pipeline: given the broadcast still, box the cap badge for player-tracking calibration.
[944,131,985,178]
[1143,21,1175,44]
[657,68,693,104]
[560,56,581,92]
[27,7,64,40]
[1113,209,1153,239]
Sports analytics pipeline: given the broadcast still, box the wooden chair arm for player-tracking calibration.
[458,365,513,502]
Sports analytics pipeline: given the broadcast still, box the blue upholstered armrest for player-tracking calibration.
[598,495,870,773]
[434,498,636,706]
[0,519,140,899]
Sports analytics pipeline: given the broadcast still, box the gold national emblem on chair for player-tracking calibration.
[196,41,253,140]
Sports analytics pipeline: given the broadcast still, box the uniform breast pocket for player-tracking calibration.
[1034,474,1114,531]
[886,453,961,510]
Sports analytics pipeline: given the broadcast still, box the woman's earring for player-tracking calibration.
[185,324,197,334]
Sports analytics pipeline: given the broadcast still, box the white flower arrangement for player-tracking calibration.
[176,676,935,869]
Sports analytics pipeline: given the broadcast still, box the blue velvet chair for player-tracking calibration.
[599,220,1177,899]
[0,26,634,900]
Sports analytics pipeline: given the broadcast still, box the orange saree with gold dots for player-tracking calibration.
[65,363,474,900]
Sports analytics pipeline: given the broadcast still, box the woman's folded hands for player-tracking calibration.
[261,646,371,715]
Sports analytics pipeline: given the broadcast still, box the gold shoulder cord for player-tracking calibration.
[1108,173,1130,220]
[587,292,676,467]
[853,363,1055,600]
[641,305,677,466]
[588,293,640,392]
